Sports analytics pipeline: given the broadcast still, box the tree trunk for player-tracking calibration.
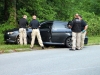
[9,0,16,25]
[4,0,9,21]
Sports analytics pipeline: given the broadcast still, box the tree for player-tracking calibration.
[7,0,17,25]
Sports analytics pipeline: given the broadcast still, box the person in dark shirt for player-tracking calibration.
[18,15,28,45]
[68,14,82,50]
[29,15,44,49]
[78,15,88,49]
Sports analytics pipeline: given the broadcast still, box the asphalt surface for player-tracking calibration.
[0,45,100,75]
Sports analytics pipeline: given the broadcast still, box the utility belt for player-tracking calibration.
[33,28,38,29]
[20,27,25,28]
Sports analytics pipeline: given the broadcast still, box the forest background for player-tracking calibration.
[0,0,100,44]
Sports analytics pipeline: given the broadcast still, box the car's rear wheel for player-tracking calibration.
[65,37,72,48]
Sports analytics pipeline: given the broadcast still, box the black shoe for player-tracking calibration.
[76,48,82,50]
[69,48,75,51]
[41,46,44,49]
[76,48,79,50]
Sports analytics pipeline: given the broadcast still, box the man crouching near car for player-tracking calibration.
[18,15,28,45]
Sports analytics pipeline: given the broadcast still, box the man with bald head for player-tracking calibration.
[29,15,44,49]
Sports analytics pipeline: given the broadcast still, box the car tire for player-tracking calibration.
[16,36,20,44]
[65,37,72,48]
[16,36,31,44]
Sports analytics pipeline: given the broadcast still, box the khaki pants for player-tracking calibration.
[19,28,27,45]
[30,29,44,48]
[80,31,86,48]
[72,32,81,49]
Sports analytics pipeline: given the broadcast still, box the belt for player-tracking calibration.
[33,28,38,29]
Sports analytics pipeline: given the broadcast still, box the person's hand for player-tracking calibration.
[68,25,72,28]
[82,30,86,33]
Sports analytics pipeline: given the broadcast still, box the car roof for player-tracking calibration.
[40,20,53,25]
[40,20,68,25]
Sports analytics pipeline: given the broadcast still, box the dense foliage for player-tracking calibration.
[0,0,100,44]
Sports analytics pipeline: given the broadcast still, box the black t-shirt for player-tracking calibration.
[29,19,40,29]
[81,20,87,31]
[18,18,28,28]
[71,18,81,32]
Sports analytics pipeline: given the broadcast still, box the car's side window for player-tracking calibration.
[53,22,67,30]
[40,23,53,29]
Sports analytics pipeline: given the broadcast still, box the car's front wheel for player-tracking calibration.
[65,37,72,48]
[16,36,31,44]
[16,36,20,44]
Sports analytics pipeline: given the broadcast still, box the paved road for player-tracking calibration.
[0,45,100,75]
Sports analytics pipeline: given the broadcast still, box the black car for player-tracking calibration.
[4,21,88,48]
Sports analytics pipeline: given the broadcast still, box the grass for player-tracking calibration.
[88,36,100,45]
[0,44,40,53]
[0,36,100,53]
[0,44,54,53]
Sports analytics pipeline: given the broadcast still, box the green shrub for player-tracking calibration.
[0,23,16,44]
[0,33,5,44]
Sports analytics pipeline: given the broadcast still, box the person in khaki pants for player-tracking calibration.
[68,14,82,50]
[29,15,44,49]
[18,15,28,45]
[78,15,88,49]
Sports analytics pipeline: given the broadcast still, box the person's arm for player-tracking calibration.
[84,25,88,31]
[18,20,20,28]
[38,22,41,28]
[82,20,88,32]
[82,25,88,33]
[68,21,73,28]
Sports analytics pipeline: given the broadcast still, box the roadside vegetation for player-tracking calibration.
[88,36,100,45]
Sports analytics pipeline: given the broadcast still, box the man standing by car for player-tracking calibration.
[78,15,88,49]
[18,15,28,45]
[69,14,82,50]
[29,15,44,49]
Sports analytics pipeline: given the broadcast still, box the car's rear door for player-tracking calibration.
[51,21,68,43]
[40,21,53,42]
